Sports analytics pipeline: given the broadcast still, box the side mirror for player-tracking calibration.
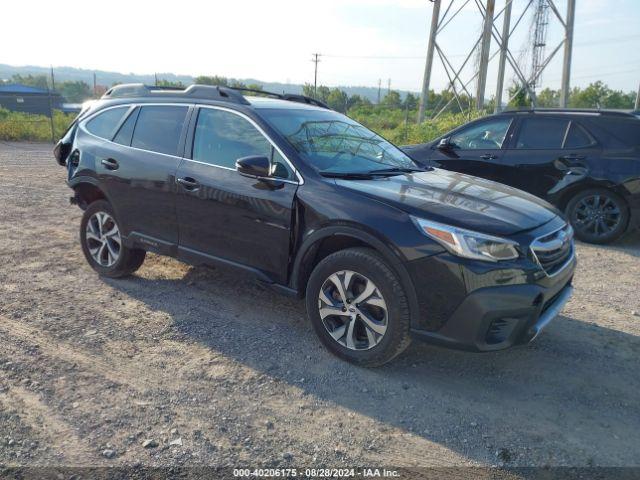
[236,155,271,178]
[437,137,452,150]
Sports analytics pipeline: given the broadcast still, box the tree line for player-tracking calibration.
[3,73,635,112]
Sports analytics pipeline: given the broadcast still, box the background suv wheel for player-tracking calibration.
[566,188,629,244]
[80,200,146,278]
[305,247,411,367]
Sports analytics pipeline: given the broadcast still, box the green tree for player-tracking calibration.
[382,90,402,109]
[58,80,92,102]
[507,82,530,108]
[537,88,560,107]
[156,79,184,88]
[403,92,419,110]
[569,81,635,109]
[194,75,229,86]
[10,74,49,90]
[326,88,349,112]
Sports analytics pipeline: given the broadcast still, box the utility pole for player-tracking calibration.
[47,66,56,144]
[476,0,495,110]
[93,72,97,98]
[560,0,576,107]
[377,79,382,104]
[312,53,321,97]
[635,81,640,111]
[387,78,391,95]
[154,73,158,87]
[494,0,512,113]
[417,0,440,123]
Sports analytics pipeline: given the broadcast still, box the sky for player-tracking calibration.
[2,0,639,94]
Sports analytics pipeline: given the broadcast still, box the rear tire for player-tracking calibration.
[565,188,629,244]
[80,200,146,278]
[305,247,411,367]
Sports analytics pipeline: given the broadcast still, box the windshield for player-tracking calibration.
[259,108,418,174]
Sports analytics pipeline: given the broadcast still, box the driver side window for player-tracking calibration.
[192,108,293,179]
[449,118,512,150]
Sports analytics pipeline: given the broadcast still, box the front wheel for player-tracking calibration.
[80,200,146,278]
[566,189,629,244]
[305,247,411,367]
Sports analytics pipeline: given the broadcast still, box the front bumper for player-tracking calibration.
[408,249,576,352]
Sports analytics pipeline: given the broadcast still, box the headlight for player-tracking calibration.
[411,217,520,262]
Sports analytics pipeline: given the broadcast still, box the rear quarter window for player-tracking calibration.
[85,107,129,139]
[598,117,640,148]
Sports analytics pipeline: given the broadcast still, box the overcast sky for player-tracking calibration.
[3,0,639,93]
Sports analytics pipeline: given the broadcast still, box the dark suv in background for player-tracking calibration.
[403,109,640,244]
[55,84,575,366]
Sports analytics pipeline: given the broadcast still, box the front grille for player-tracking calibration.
[531,223,574,276]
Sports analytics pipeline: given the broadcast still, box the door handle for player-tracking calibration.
[177,177,200,191]
[560,154,586,161]
[480,154,497,160]
[101,158,119,170]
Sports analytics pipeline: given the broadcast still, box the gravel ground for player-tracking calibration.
[0,142,639,472]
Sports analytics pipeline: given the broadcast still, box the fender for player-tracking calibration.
[290,224,421,328]
[67,176,118,216]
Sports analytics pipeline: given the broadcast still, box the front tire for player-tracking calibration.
[305,247,411,367]
[566,189,629,244]
[80,200,146,278]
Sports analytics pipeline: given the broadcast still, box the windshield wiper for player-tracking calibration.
[366,166,429,174]
[319,171,376,179]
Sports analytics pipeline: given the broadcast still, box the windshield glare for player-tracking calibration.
[259,108,417,174]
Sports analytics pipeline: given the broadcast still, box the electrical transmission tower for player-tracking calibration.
[417,0,576,123]
[531,0,550,92]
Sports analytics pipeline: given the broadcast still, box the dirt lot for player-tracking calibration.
[0,142,639,472]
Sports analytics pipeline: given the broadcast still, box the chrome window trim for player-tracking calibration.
[195,104,303,185]
[530,223,575,277]
[79,102,304,184]
[79,102,190,160]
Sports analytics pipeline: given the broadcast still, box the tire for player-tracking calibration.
[80,200,146,278]
[305,247,411,367]
[565,188,629,244]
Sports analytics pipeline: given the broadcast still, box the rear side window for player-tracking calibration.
[131,106,188,156]
[563,122,594,149]
[85,107,128,139]
[192,108,292,179]
[515,117,569,149]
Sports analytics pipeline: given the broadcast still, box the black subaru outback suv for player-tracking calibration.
[55,84,575,366]
[403,109,640,244]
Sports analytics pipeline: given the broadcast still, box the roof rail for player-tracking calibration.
[228,86,330,109]
[499,107,638,118]
[102,83,250,105]
[101,83,331,110]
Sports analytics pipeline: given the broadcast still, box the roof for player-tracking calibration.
[101,83,329,110]
[0,84,52,95]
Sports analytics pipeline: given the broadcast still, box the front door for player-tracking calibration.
[429,116,514,183]
[175,107,299,284]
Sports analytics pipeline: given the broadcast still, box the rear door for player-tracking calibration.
[94,104,190,247]
[175,106,299,284]
[428,116,514,182]
[501,116,598,198]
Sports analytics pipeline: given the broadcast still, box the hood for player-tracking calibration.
[334,168,559,236]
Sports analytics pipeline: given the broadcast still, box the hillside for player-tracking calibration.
[0,64,416,102]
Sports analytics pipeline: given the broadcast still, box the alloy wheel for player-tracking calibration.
[572,194,621,238]
[86,211,121,267]
[318,270,388,351]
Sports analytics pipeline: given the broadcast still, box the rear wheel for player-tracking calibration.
[80,200,146,277]
[566,189,629,244]
[305,247,411,367]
